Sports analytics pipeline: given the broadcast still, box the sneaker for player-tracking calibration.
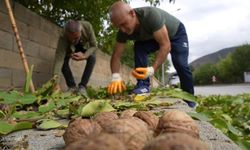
[77,85,88,97]
[67,86,77,93]
[183,100,196,108]
[132,80,150,95]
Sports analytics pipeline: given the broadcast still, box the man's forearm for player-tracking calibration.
[84,47,99,58]
[153,45,170,71]
[111,53,121,73]
[110,42,125,74]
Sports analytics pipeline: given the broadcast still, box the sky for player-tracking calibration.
[130,0,250,72]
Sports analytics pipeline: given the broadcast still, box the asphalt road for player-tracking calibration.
[194,83,250,96]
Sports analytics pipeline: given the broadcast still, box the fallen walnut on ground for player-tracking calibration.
[119,109,137,119]
[156,109,199,138]
[93,112,119,127]
[102,117,152,150]
[64,133,126,150]
[133,111,159,130]
[143,133,208,150]
[63,118,102,145]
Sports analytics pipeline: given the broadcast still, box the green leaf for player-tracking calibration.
[35,75,59,97]
[237,140,250,150]
[210,118,228,133]
[0,121,33,135]
[0,91,36,104]
[0,90,6,100]
[13,121,33,132]
[79,100,115,117]
[1,91,21,104]
[12,111,42,120]
[36,119,63,130]
[0,110,5,118]
[24,65,34,93]
[57,96,81,107]
[56,109,70,118]
[38,101,56,113]
[18,93,37,104]
[113,101,144,111]
[187,112,210,121]
[0,121,14,135]
[221,114,232,123]
[227,124,242,136]
[166,89,197,102]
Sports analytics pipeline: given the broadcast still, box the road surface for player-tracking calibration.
[194,84,250,96]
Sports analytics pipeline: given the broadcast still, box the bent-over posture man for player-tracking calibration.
[53,20,99,95]
[107,1,195,107]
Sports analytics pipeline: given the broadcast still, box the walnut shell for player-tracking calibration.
[133,111,159,130]
[120,109,137,119]
[93,112,119,127]
[103,117,152,150]
[63,118,102,145]
[156,110,199,138]
[143,133,208,150]
[161,109,194,122]
[65,133,126,150]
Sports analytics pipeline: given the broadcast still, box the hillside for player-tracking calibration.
[189,46,238,69]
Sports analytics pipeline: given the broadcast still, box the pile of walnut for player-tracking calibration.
[63,109,209,150]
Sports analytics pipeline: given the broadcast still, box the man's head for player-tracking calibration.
[109,1,138,35]
[64,20,82,45]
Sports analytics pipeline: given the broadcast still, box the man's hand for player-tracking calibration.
[107,73,126,94]
[132,67,154,79]
[71,52,87,61]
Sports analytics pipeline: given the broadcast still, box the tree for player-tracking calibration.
[15,0,172,80]
[193,63,218,85]
[230,44,250,82]
[15,0,172,53]
[193,44,250,84]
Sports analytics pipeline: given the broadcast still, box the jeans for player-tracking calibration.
[134,23,194,94]
[61,53,96,88]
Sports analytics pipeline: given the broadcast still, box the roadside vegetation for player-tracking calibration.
[0,75,249,149]
[193,44,250,85]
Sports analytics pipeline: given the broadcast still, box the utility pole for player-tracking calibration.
[161,63,165,86]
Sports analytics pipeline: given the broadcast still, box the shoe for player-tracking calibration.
[183,100,196,108]
[132,80,150,95]
[77,85,88,97]
[67,86,77,93]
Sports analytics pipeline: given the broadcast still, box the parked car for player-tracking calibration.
[169,74,180,88]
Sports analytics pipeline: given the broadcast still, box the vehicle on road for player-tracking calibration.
[169,73,180,88]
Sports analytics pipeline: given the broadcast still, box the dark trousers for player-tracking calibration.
[61,53,96,88]
[134,23,194,94]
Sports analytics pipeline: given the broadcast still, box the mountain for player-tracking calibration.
[189,46,238,69]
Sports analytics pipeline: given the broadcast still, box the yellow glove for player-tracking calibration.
[132,67,154,79]
[107,73,126,94]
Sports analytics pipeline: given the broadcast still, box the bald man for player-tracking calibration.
[53,20,99,95]
[107,1,195,107]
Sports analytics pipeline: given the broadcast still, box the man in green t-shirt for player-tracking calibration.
[53,20,99,95]
[107,1,195,107]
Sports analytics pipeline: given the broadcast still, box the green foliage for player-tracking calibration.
[216,54,234,82]
[193,44,250,84]
[15,0,171,71]
[36,119,65,130]
[196,94,250,149]
[193,63,218,85]
[0,121,33,135]
[78,100,115,117]
[2,78,250,149]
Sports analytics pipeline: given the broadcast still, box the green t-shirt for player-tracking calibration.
[116,7,181,43]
